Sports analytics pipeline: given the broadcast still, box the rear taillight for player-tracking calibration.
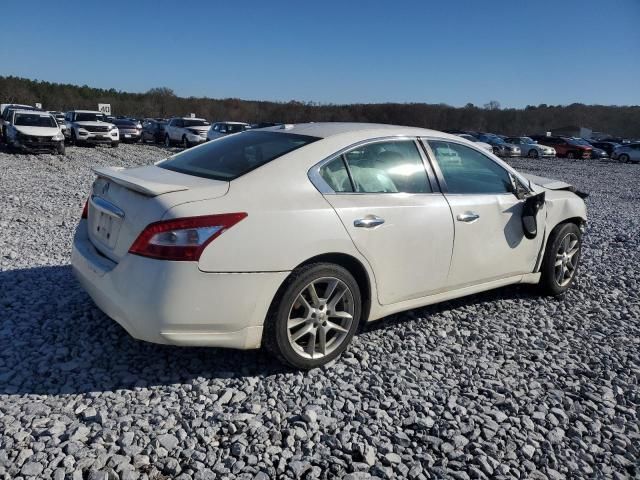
[81,198,89,219]
[129,213,247,261]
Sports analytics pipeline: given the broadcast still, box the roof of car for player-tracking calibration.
[179,117,207,121]
[216,121,249,125]
[260,122,459,140]
[73,110,103,114]
[12,109,53,116]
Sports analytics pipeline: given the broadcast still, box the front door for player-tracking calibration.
[425,139,543,289]
[318,139,455,305]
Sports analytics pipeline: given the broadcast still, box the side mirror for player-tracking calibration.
[521,192,545,239]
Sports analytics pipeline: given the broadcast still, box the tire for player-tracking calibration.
[111,141,119,148]
[539,222,582,296]
[56,143,65,155]
[619,154,630,163]
[70,130,77,146]
[164,135,172,147]
[528,149,539,159]
[567,151,576,159]
[264,263,362,369]
[182,135,190,149]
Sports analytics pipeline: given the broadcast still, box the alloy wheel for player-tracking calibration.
[287,277,355,359]
[554,233,580,287]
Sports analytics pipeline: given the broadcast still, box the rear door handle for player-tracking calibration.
[456,212,480,223]
[354,215,385,228]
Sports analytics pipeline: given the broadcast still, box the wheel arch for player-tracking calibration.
[273,252,373,323]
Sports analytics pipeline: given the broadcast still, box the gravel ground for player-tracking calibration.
[0,144,638,480]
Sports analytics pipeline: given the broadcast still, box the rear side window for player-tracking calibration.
[429,140,512,194]
[320,157,354,192]
[160,131,319,181]
[343,140,431,193]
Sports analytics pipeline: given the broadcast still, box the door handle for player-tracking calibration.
[354,215,385,228]
[457,212,480,223]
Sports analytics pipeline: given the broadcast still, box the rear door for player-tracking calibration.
[424,138,542,289]
[317,138,454,305]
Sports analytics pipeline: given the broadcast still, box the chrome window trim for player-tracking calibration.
[420,136,533,196]
[308,136,440,196]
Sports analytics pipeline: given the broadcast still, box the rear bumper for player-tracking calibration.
[71,221,289,349]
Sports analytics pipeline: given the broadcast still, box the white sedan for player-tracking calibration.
[72,123,587,368]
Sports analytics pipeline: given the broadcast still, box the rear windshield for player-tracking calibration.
[159,131,320,181]
[14,113,57,128]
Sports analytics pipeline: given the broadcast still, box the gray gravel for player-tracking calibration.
[0,144,639,479]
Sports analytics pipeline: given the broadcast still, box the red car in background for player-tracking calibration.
[530,135,592,159]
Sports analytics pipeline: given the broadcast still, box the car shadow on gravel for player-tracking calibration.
[0,265,546,395]
[0,265,289,395]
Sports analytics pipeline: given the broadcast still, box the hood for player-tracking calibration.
[14,125,60,136]
[522,174,589,198]
[75,121,114,128]
[188,126,209,132]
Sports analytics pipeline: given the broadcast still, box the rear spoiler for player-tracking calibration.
[522,174,589,199]
[92,166,189,197]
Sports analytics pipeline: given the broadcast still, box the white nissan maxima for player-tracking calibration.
[72,123,587,369]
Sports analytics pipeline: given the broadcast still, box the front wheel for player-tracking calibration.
[164,135,172,147]
[539,222,582,296]
[618,154,630,163]
[265,263,361,369]
[567,151,576,159]
[56,143,65,155]
[528,149,539,159]
[111,141,119,148]
[182,136,190,149]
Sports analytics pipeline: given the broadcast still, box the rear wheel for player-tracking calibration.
[528,149,539,159]
[182,135,190,149]
[164,135,171,147]
[540,222,582,296]
[567,151,576,159]
[619,154,630,163]
[265,263,361,369]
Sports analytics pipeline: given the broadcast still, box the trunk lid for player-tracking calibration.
[87,166,229,262]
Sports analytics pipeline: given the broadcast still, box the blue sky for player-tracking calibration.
[2,0,639,107]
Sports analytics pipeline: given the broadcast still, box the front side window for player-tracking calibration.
[160,131,319,181]
[327,140,430,194]
[429,140,512,194]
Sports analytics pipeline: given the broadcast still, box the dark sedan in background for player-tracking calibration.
[141,118,167,143]
[112,119,142,142]
[587,140,619,157]
[474,133,521,157]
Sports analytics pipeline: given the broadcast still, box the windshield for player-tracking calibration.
[183,119,210,127]
[159,131,319,181]
[75,112,107,122]
[114,120,136,126]
[14,113,57,128]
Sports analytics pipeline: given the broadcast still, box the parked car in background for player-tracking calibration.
[206,121,250,141]
[569,138,608,159]
[165,117,210,148]
[249,122,283,129]
[601,137,630,145]
[587,141,619,157]
[529,135,591,159]
[4,110,65,154]
[112,119,142,143]
[504,137,556,158]
[48,111,67,135]
[475,133,521,157]
[65,110,119,147]
[455,133,494,153]
[0,104,42,143]
[72,123,587,369]
[611,143,640,163]
[141,119,167,143]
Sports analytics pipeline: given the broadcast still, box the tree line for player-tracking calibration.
[1,75,639,137]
